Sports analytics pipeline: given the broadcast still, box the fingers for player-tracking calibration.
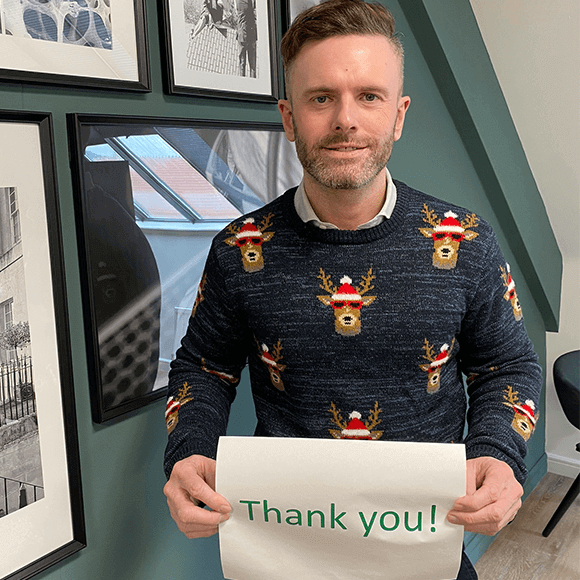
[164,455,232,539]
[448,494,521,535]
[446,456,523,536]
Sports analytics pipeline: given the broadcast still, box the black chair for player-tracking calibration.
[542,350,580,537]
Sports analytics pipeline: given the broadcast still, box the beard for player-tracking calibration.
[293,119,395,190]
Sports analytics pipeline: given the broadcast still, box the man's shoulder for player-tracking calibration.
[395,179,493,230]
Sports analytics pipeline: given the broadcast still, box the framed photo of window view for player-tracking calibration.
[0,0,150,91]
[67,113,301,422]
[0,110,85,580]
[159,0,280,101]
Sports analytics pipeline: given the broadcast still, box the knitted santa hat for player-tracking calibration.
[506,264,516,293]
[514,400,537,425]
[341,411,372,439]
[332,276,362,302]
[165,397,180,420]
[434,212,465,234]
[236,218,263,239]
[430,344,450,368]
[260,344,278,367]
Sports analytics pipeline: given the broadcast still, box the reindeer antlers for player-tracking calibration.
[461,213,479,230]
[366,401,382,430]
[319,268,375,295]
[422,338,436,362]
[503,386,519,407]
[356,267,375,295]
[226,222,239,235]
[421,204,440,227]
[272,339,283,362]
[499,265,510,287]
[328,402,347,430]
[260,212,275,231]
[318,268,338,294]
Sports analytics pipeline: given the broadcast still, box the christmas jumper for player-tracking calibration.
[164,180,542,484]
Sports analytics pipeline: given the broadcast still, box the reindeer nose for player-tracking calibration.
[340,314,355,326]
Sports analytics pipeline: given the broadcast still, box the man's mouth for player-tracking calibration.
[323,144,367,153]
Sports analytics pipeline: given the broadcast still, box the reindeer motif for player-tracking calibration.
[503,386,537,441]
[419,338,455,393]
[165,383,193,434]
[419,205,479,269]
[500,264,522,321]
[328,401,383,440]
[225,213,275,272]
[201,358,240,385]
[317,268,376,336]
[191,273,207,317]
[258,339,287,391]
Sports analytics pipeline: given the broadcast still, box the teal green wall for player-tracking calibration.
[0,0,559,577]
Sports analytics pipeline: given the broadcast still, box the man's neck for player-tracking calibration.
[303,171,388,230]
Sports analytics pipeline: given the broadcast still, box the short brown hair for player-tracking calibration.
[281,0,404,91]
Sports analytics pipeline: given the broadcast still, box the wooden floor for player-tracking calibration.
[475,472,580,580]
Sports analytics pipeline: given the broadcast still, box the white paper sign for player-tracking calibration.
[216,437,466,580]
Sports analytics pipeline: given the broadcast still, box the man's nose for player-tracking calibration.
[332,96,358,133]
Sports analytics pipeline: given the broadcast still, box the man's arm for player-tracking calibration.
[452,228,542,534]
[164,240,249,494]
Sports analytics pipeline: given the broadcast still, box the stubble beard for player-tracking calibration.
[293,120,395,190]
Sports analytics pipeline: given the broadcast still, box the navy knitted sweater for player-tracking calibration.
[164,181,542,484]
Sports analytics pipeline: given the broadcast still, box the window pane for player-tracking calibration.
[121,135,241,221]
[129,168,184,220]
[85,143,123,162]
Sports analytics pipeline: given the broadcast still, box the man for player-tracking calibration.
[235,0,257,78]
[164,1,542,577]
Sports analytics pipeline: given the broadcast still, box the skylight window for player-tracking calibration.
[84,132,245,228]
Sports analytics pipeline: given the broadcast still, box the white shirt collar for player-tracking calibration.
[294,169,397,230]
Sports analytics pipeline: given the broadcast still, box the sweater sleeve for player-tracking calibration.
[163,241,250,479]
[459,228,542,484]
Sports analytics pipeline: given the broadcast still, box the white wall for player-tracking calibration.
[469,0,580,476]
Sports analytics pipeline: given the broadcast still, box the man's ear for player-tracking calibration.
[277,99,295,142]
[394,95,411,142]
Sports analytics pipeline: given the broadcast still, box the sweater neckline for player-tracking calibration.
[281,180,411,245]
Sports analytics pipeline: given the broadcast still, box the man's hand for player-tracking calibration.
[447,456,523,536]
[164,454,232,539]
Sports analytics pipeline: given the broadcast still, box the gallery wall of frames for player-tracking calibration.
[0,0,308,577]
[0,0,559,579]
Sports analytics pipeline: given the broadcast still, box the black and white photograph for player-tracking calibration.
[0,111,85,580]
[68,114,301,422]
[0,0,113,49]
[0,0,149,91]
[160,0,280,100]
[0,186,45,521]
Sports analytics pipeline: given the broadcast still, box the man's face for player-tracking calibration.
[278,35,410,192]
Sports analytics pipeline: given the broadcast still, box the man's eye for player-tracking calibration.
[314,96,328,104]
[364,94,378,101]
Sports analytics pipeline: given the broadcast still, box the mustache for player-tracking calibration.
[315,133,370,149]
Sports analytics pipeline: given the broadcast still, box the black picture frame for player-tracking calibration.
[67,113,301,423]
[0,110,85,580]
[0,0,150,92]
[282,0,322,30]
[159,0,281,101]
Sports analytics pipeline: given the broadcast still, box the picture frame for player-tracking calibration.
[67,113,301,422]
[0,110,85,580]
[0,0,150,92]
[159,0,280,101]
[282,0,322,30]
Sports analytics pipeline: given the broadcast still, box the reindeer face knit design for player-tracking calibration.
[164,181,542,485]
